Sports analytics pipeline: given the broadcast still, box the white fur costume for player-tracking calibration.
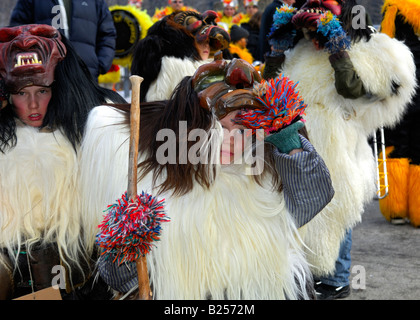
[282,33,417,276]
[0,123,92,269]
[79,106,312,299]
[145,56,209,102]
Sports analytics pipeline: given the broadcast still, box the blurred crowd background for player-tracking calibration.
[0,0,385,28]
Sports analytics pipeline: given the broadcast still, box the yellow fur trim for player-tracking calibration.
[378,147,409,220]
[152,6,197,22]
[380,5,397,38]
[98,69,121,84]
[228,43,254,64]
[109,5,153,67]
[408,164,420,227]
[381,0,420,37]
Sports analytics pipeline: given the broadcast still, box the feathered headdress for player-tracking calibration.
[244,0,259,7]
[223,0,238,8]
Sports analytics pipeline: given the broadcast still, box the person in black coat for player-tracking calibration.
[241,11,262,62]
[9,0,116,80]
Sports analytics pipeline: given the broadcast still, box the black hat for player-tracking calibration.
[230,25,249,43]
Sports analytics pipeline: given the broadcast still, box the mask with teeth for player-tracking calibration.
[0,24,67,93]
[292,0,344,30]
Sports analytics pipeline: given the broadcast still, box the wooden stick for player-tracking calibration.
[128,75,152,300]
[127,75,142,200]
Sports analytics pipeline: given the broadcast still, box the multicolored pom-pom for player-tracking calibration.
[96,191,169,265]
[317,11,351,54]
[235,75,307,134]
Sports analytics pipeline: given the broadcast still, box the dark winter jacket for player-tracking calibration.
[382,14,420,164]
[259,0,284,62]
[9,0,116,79]
[241,21,262,62]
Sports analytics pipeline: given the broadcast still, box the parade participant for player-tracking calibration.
[259,0,296,62]
[0,24,125,299]
[241,10,263,62]
[263,0,417,298]
[378,0,420,228]
[152,0,197,22]
[215,0,244,31]
[227,25,254,64]
[131,10,230,102]
[240,0,260,24]
[79,56,334,299]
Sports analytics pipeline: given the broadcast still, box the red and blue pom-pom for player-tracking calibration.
[96,191,169,265]
[235,74,307,134]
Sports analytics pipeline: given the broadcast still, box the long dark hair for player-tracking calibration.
[113,77,284,196]
[339,0,374,43]
[0,36,126,153]
[131,15,200,102]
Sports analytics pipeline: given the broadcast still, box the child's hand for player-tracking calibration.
[265,120,304,154]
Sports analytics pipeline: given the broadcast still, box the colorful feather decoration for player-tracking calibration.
[268,4,296,38]
[317,11,351,54]
[235,75,307,134]
[96,191,169,265]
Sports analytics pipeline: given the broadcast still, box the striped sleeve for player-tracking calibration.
[273,135,334,228]
[97,255,138,293]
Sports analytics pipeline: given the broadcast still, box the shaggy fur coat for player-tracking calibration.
[281,32,417,276]
[0,124,89,271]
[79,106,314,299]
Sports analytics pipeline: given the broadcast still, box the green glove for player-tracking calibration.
[265,121,304,154]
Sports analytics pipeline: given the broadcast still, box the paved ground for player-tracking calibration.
[343,199,420,300]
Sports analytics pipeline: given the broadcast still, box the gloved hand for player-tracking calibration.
[265,120,304,154]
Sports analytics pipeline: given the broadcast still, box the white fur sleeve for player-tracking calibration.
[78,105,131,242]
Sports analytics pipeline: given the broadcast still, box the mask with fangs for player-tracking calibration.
[0,24,67,93]
[292,0,344,30]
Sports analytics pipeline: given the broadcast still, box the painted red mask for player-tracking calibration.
[0,24,66,93]
[292,0,344,30]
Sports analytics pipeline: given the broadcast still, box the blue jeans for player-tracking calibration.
[320,229,352,287]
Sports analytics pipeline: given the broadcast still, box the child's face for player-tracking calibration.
[219,110,247,164]
[223,6,236,17]
[11,85,51,127]
[237,37,248,49]
[197,40,210,60]
[170,0,184,11]
[245,5,258,17]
